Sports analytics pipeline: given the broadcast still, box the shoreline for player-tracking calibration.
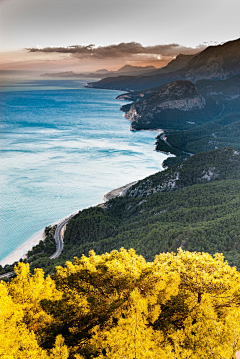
[0,229,45,267]
[0,156,168,268]
[0,181,141,267]
[0,214,77,267]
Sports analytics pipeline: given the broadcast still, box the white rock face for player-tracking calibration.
[154,96,206,112]
[125,80,206,125]
[126,107,141,122]
[201,167,218,181]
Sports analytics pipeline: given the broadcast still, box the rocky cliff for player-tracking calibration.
[125,80,206,130]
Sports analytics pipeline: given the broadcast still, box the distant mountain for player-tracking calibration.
[95,69,111,74]
[117,64,156,74]
[40,71,104,78]
[88,38,240,91]
[41,71,85,78]
[41,65,157,79]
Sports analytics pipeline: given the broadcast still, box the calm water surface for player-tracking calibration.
[0,73,168,261]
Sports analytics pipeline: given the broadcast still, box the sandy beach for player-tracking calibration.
[0,216,71,267]
[0,228,45,267]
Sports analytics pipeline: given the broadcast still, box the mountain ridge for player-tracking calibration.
[87,38,240,91]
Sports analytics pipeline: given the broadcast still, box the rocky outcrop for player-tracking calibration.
[124,148,240,198]
[103,182,137,202]
[125,80,206,127]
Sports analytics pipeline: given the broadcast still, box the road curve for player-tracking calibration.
[160,133,172,148]
[49,214,75,260]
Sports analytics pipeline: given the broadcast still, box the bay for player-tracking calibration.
[0,74,168,261]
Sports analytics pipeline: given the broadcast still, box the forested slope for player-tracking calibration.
[63,148,240,268]
[156,112,240,167]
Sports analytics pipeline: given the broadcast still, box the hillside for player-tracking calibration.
[62,148,240,268]
[123,77,240,132]
[87,38,240,91]
[117,72,240,103]
[117,74,240,168]
[147,75,240,166]
[156,112,240,166]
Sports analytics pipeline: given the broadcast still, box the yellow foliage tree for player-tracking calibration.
[49,335,69,359]
[8,262,61,336]
[154,249,240,358]
[52,248,179,357]
[93,288,172,358]
[2,248,240,358]
[0,281,48,359]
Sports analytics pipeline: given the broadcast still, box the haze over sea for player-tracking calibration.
[0,72,168,262]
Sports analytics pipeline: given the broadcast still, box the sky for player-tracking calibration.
[0,0,239,72]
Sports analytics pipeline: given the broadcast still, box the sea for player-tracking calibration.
[0,71,168,262]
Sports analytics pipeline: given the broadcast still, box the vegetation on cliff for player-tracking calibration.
[118,74,240,167]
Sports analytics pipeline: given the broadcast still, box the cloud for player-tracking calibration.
[25,42,206,61]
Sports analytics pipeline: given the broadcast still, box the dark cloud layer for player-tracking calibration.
[26,42,206,60]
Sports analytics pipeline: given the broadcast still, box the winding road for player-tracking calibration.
[160,133,193,157]
[0,214,74,278]
[49,214,75,259]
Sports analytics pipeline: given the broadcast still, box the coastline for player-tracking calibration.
[0,152,168,267]
[0,181,140,267]
[0,215,77,267]
[0,97,168,268]
[0,229,45,267]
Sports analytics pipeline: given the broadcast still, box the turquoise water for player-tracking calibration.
[0,73,168,261]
